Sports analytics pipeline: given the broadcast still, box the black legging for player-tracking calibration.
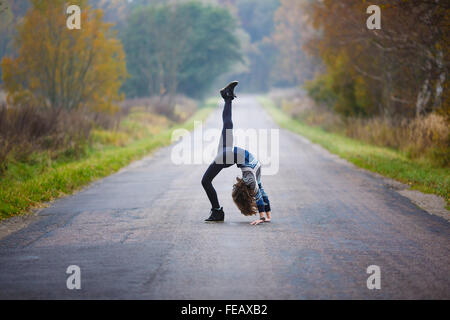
[201,98,234,209]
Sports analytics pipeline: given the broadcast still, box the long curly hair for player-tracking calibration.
[232,177,258,216]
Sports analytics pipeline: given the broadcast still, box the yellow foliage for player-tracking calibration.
[1,0,127,112]
[91,129,130,147]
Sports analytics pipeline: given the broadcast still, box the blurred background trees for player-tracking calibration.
[271,0,317,87]
[1,0,448,119]
[0,0,30,82]
[0,0,448,167]
[220,0,280,92]
[121,1,241,104]
[0,4,13,82]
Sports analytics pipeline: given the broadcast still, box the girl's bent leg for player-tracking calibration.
[201,162,225,209]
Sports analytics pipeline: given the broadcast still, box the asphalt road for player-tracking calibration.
[0,96,449,299]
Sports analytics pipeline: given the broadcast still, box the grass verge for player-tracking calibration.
[0,102,216,220]
[258,96,449,207]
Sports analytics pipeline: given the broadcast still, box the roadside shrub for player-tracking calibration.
[0,95,197,175]
[403,114,449,166]
[0,103,93,173]
[120,95,197,122]
[304,75,336,108]
[91,129,131,147]
[276,99,449,167]
[342,114,449,166]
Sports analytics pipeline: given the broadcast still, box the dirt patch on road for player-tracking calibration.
[397,189,449,221]
[0,211,41,240]
[371,173,449,222]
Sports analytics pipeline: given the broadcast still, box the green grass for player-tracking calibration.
[0,104,215,220]
[258,96,450,206]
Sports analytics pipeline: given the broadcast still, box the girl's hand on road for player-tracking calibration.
[250,217,266,225]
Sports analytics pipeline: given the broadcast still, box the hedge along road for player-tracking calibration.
[0,96,448,299]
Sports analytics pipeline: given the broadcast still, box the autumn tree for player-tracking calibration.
[305,0,448,118]
[1,0,127,112]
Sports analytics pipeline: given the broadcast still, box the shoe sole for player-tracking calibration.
[204,220,225,223]
[220,81,239,97]
[221,81,238,91]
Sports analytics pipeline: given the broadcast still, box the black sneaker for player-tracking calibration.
[220,81,238,100]
[205,207,225,222]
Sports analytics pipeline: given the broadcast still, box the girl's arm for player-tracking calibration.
[250,184,272,225]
